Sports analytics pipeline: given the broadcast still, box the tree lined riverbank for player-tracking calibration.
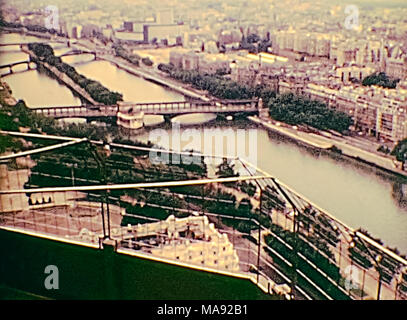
[28,43,123,105]
[158,65,352,133]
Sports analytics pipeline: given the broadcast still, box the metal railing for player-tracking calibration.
[0,132,406,300]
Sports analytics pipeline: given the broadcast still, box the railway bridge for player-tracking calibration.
[29,99,269,120]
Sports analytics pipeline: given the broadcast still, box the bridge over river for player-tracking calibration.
[0,48,97,76]
[30,99,264,119]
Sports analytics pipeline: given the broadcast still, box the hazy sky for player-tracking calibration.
[3,0,407,9]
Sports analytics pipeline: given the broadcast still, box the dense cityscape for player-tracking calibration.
[0,0,407,303]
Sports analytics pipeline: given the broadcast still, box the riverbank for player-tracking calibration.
[249,116,407,178]
[101,56,405,179]
[23,42,407,180]
[248,116,333,149]
[3,30,406,182]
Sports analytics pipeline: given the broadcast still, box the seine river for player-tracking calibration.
[1,33,407,253]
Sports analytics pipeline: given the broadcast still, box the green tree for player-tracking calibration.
[141,57,153,66]
[391,138,407,169]
[362,72,400,89]
[216,158,238,178]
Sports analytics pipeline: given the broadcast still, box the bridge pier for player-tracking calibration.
[258,98,270,120]
[117,109,144,130]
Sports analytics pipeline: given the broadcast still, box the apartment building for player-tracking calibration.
[305,81,407,142]
[169,51,231,74]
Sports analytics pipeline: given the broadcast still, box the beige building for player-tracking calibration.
[304,81,407,142]
[336,66,375,84]
[273,31,331,58]
[170,51,230,74]
[107,215,241,272]
[386,57,407,80]
[143,23,188,45]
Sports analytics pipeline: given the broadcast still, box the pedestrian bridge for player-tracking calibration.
[30,99,262,119]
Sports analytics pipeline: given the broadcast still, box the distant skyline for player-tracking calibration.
[3,0,407,10]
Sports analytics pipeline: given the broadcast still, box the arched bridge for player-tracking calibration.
[0,59,35,75]
[0,49,97,76]
[58,49,97,60]
[30,99,266,119]
[0,40,70,49]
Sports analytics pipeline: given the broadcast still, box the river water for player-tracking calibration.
[0,33,82,107]
[1,33,406,253]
